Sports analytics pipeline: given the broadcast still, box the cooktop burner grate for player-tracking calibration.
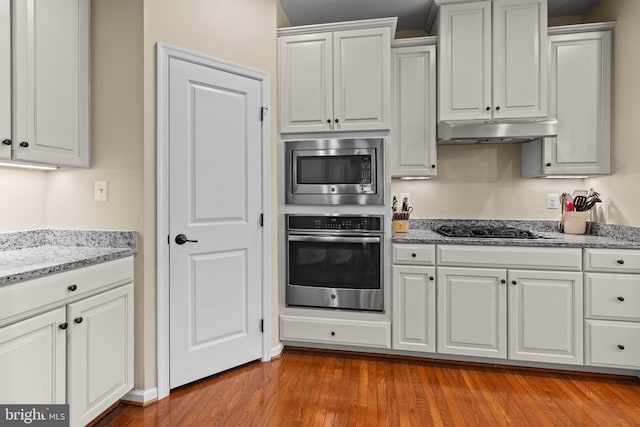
[435,225,544,239]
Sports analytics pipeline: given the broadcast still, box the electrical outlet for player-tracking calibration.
[547,193,560,209]
[95,181,108,202]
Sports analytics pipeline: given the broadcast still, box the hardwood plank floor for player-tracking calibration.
[99,348,640,426]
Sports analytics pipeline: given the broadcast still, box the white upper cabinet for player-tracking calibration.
[390,39,437,177]
[0,0,10,160]
[436,0,547,121]
[278,18,395,133]
[522,24,613,177]
[10,0,90,167]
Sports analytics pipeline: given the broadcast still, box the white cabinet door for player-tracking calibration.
[438,1,492,121]
[0,0,9,160]
[544,30,611,176]
[278,32,333,133]
[12,0,89,167]
[333,27,390,131]
[390,43,437,177]
[508,270,583,365]
[392,265,436,352]
[492,0,547,119]
[0,307,66,404]
[437,267,507,358]
[67,283,133,427]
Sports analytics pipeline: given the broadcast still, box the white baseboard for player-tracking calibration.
[271,342,284,358]
[123,387,158,404]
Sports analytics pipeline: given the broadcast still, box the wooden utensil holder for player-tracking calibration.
[393,220,409,233]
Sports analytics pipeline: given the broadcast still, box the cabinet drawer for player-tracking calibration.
[280,315,390,348]
[437,245,582,270]
[392,244,435,265]
[584,248,640,273]
[0,257,134,325]
[585,320,640,369]
[585,273,640,321]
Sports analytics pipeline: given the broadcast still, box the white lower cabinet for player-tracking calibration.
[437,267,507,358]
[508,270,583,365]
[0,257,134,426]
[392,265,436,352]
[68,284,134,427]
[434,246,584,366]
[280,315,390,349]
[0,308,66,404]
[584,248,640,370]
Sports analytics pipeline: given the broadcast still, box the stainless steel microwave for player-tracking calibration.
[285,138,384,205]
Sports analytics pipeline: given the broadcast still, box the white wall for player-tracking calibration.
[0,168,47,231]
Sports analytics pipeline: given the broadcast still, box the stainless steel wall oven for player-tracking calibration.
[285,138,384,205]
[286,214,384,312]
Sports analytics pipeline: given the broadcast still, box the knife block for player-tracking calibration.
[393,220,409,233]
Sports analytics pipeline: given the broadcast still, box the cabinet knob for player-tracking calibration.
[617,296,625,302]
[495,106,501,111]
[59,323,68,330]
[617,259,625,265]
[1,139,11,146]
[327,119,331,124]
[19,141,29,148]
[431,164,436,168]
[411,253,417,258]
[618,344,625,350]
[334,118,339,123]
[485,106,491,111]
[511,280,517,285]
[330,294,336,299]
[429,276,434,281]
[74,317,83,324]
[330,331,336,336]
[501,279,506,284]
[546,162,552,167]
[68,284,78,292]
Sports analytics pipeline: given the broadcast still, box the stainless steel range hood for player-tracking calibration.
[437,118,558,144]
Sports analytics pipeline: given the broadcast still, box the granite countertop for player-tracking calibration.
[0,229,137,287]
[392,219,640,249]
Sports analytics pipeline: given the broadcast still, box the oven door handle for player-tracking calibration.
[288,235,381,244]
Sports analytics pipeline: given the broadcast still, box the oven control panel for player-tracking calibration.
[288,215,382,232]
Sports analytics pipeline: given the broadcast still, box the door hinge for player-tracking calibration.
[260,319,264,333]
[259,213,264,227]
[260,106,268,122]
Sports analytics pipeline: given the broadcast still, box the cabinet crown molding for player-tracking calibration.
[548,21,616,35]
[277,17,397,37]
[392,36,438,48]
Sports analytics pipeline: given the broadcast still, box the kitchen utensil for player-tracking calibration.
[392,196,397,213]
[574,196,587,211]
[401,197,409,212]
[573,189,588,198]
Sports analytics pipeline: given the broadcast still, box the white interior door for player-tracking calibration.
[168,54,264,388]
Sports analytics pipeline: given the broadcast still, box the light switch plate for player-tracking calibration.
[95,181,108,202]
[547,193,560,209]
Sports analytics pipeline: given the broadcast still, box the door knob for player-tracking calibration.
[175,234,198,245]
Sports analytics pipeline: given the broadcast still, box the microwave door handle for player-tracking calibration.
[288,235,380,244]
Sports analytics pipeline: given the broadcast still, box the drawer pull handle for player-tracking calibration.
[617,259,625,265]
[617,296,625,302]
[58,323,68,330]
[618,344,625,350]
[74,317,83,324]
[330,294,336,299]
[330,331,335,336]
[411,253,417,258]
[68,284,78,291]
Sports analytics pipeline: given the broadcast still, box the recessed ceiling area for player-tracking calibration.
[279,0,602,31]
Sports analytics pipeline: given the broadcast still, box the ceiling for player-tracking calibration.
[280,0,602,31]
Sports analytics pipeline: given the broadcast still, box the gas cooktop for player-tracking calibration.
[435,225,547,239]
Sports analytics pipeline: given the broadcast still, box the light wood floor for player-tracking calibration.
[99,348,640,426]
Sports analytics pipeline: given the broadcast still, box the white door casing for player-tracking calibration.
[157,44,271,397]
